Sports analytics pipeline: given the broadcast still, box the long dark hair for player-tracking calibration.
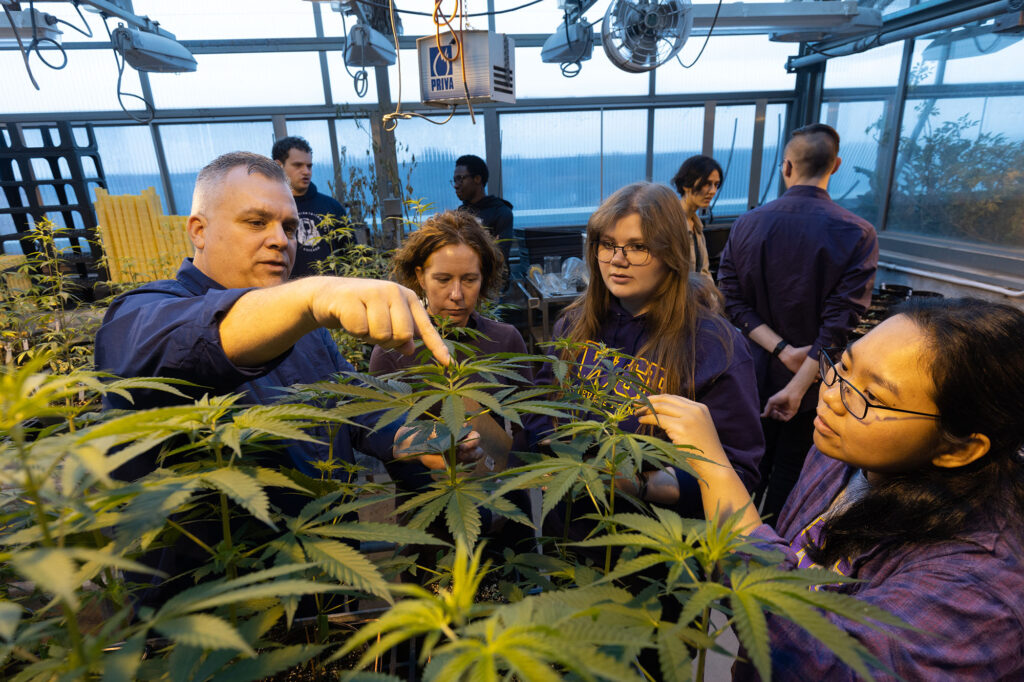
[807,298,1024,567]
[561,182,731,397]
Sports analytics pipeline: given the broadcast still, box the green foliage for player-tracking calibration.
[0,336,913,680]
[1,219,100,374]
[887,109,1024,246]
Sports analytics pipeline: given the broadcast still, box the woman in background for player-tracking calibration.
[642,298,1024,679]
[529,182,763,519]
[671,155,723,283]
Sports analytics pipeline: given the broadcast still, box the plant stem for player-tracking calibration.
[605,462,617,575]
[12,423,86,668]
[695,605,711,682]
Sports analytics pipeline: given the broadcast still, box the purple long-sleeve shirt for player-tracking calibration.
[527,299,765,518]
[734,447,1024,681]
[717,185,878,412]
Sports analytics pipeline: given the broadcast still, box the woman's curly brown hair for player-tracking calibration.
[391,210,507,301]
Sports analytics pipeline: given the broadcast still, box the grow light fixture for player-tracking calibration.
[111,25,196,72]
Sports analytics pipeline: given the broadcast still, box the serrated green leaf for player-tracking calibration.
[202,468,273,527]
[0,602,22,641]
[541,468,581,521]
[305,521,449,546]
[657,623,694,682]
[101,634,146,682]
[731,591,771,681]
[208,644,326,682]
[10,548,77,608]
[249,466,311,494]
[155,613,255,656]
[300,538,391,599]
[445,487,483,548]
[677,582,729,629]
[757,591,878,679]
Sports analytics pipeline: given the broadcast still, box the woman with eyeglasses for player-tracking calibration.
[640,298,1024,679]
[527,182,764,520]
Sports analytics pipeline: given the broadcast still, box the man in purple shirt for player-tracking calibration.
[717,123,878,519]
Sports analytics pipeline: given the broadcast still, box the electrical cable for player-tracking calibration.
[103,17,155,124]
[25,0,67,69]
[676,0,722,69]
[381,0,460,131]
[3,1,40,89]
[339,7,369,98]
[558,7,593,78]
[52,1,93,38]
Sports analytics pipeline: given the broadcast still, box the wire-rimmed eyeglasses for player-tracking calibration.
[595,240,652,266]
[450,174,471,187]
[819,348,941,421]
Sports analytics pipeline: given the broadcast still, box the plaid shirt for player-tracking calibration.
[736,447,1024,681]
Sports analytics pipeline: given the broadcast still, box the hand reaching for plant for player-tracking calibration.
[394,425,484,471]
[638,394,762,529]
[219,276,451,368]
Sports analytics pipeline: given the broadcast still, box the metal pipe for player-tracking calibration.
[788,0,1013,70]
[878,261,1024,297]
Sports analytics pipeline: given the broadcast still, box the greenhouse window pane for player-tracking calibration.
[0,50,145,115]
[887,95,1024,248]
[652,107,703,189]
[710,105,755,217]
[334,119,380,229]
[909,27,1024,87]
[149,52,326,109]
[824,42,903,90]
[130,0,316,39]
[655,35,795,95]
[92,126,166,211]
[501,109,647,228]
[496,0,582,34]
[515,47,650,99]
[757,103,788,206]
[820,99,888,225]
[394,116,486,215]
[158,121,275,215]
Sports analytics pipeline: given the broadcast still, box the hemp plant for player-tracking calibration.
[298,334,563,551]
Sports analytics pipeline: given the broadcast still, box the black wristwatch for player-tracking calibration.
[772,340,789,358]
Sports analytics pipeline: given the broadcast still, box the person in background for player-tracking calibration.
[717,123,878,520]
[671,154,722,283]
[453,154,515,266]
[527,182,764,520]
[271,135,352,278]
[370,210,529,485]
[641,298,1024,680]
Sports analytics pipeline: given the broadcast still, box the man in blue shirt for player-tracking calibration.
[717,123,878,519]
[271,136,352,278]
[95,151,453,480]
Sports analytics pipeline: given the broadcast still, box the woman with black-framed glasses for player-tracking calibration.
[640,298,1024,680]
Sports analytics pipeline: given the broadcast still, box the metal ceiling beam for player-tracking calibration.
[789,0,1017,69]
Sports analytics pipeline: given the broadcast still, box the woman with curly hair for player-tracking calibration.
[370,210,530,489]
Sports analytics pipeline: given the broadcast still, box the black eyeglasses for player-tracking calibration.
[819,348,941,421]
[596,240,652,266]
[451,174,471,187]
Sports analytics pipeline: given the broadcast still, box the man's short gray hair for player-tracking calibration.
[192,152,288,213]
